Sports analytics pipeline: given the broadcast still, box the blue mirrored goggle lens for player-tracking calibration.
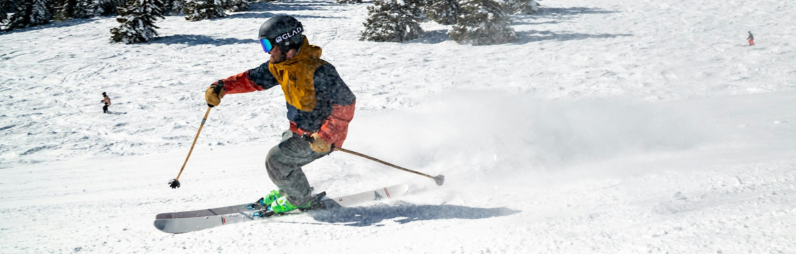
[260,39,273,53]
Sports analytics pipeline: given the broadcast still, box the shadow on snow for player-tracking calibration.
[308,201,520,227]
[407,30,450,44]
[151,34,257,46]
[516,30,633,43]
[222,12,346,21]
[512,6,620,25]
[246,0,340,13]
[406,6,626,45]
[537,7,620,16]
[0,18,97,35]
[199,1,348,21]
[405,29,632,45]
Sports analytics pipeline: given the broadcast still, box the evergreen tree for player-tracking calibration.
[52,0,127,20]
[448,0,516,45]
[162,0,185,15]
[502,0,537,15]
[48,0,63,18]
[52,0,79,20]
[223,0,248,12]
[425,0,459,25]
[74,0,125,18]
[360,0,424,42]
[6,0,52,30]
[103,0,127,15]
[184,0,224,21]
[110,0,165,44]
[337,0,362,4]
[0,0,13,27]
[71,0,92,18]
[171,0,186,14]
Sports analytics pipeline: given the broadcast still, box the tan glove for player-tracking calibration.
[309,133,332,153]
[205,81,226,107]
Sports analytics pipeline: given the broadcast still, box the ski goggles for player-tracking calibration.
[260,38,274,53]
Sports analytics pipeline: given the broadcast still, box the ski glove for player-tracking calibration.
[205,81,226,107]
[309,133,332,153]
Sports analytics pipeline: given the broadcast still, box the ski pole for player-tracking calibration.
[169,107,212,189]
[334,147,445,186]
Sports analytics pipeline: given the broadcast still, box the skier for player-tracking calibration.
[204,15,356,215]
[747,31,755,46]
[101,92,111,113]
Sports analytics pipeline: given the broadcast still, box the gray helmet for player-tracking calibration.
[258,15,305,56]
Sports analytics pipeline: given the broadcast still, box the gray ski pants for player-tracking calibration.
[265,130,329,206]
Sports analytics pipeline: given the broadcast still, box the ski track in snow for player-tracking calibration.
[1,0,795,253]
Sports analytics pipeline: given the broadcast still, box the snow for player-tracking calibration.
[1,0,795,253]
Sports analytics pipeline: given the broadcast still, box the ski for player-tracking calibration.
[156,188,315,219]
[153,183,409,234]
[155,203,249,220]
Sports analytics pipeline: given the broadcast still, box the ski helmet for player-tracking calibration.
[258,15,305,57]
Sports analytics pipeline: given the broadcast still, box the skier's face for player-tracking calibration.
[268,46,297,64]
[269,46,283,63]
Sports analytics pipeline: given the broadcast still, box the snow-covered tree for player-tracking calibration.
[502,0,537,15]
[448,0,516,45]
[184,0,224,21]
[75,0,125,17]
[223,0,248,12]
[337,0,362,4]
[110,0,164,44]
[425,0,459,25]
[161,0,185,15]
[360,0,424,42]
[50,0,125,20]
[51,0,79,20]
[0,0,13,27]
[6,0,52,30]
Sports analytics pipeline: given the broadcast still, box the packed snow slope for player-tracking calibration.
[1,0,795,253]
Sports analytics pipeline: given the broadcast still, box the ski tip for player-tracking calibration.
[155,213,174,220]
[153,220,167,231]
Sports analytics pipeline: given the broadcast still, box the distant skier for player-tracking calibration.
[204,15,356,215]
[101,92,111,113]
[747,31,755,46]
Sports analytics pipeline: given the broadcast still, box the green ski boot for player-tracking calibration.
[269,196,310,214]
[247,189,282,210]
[270,192,327,214]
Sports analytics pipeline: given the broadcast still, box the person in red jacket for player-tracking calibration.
[205,15,356,215]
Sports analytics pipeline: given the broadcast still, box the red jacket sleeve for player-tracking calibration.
[219,71,264,94]
[316,100,356,148]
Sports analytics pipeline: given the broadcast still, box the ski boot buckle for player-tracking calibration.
[253,206,275,217]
